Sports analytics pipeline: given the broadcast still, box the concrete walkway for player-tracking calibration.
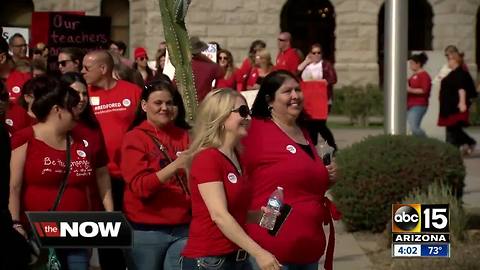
[325,126,480,270]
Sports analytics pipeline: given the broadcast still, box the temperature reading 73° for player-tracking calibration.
[428,246,442,255]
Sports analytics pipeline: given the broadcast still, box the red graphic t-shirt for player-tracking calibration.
[88,80,141,178]
[12,127,98,221]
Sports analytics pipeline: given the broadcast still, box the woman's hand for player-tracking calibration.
[458,102,467,113]
[174,152,192,170]
[253,249,282,270]
[326,160,337,185]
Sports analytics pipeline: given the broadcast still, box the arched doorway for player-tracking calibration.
[377,0,433,85]
[101,0,129,51]
[281,0,336,62]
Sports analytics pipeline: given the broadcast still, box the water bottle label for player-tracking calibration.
[268,198,281,209]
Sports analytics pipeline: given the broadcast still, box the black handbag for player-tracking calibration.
[29,134,71,270]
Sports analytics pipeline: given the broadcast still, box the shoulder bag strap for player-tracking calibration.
[49,134,71,211]
[143,131,190,195]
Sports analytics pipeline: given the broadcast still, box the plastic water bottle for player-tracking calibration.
[259,187,284,230]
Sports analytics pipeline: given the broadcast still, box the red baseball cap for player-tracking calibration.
[134,47,147,59]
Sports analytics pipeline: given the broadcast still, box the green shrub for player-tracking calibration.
[332,84,383,126]
[402,182,468,244]
[331,135,465,232]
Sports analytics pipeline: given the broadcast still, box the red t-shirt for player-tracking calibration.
[276,48,300,75]
[5,102,34,137]
[12,126,98,221]
[88,80,141,178]
[242,118,330,264]
[182,148,251,257]
[73,123,109,210]
[236,58,253,91]
[216,68,239,90]
[6,70,31,101]
[121,120,191,225]
[407,71,432,109]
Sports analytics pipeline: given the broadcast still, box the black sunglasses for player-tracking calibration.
[231,104,251,118]
[58,60,73,67]
[311,51,322,55]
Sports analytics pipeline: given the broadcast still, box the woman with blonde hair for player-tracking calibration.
[181,89,280,270]
[245,49,274,90]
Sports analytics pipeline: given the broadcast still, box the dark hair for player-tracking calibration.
[30,76,80,122]
[19,77,46,109]
[109,40,127,55]
[0,81,8,103]
[0,37,10,55]
[59,47,85,70]
[31,59,47,74]
[249,40,266,61]
[133,62,154,83]
[8,33,25,46]
[60,72,99,129]
[409,52,428,67]
[251,70,307,123]
[129,79,183,129]
[114,63,145,88]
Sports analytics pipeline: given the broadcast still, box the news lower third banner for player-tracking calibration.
[25,212,132,248]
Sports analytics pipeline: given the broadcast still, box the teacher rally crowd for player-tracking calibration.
[1,24,477,270]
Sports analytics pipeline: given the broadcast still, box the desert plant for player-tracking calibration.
[331,135,465,232]
[402,181,468,244]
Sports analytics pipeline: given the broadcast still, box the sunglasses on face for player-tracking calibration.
[12,44,27,48]
[219,56,228,60]
[138,57,148,61]
[58,60,73,67]
[311,51,322,55]
[231,104,251,118]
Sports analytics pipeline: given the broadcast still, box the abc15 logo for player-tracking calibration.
[392,204,449,233]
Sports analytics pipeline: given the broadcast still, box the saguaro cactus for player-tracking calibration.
[159,0,197,121]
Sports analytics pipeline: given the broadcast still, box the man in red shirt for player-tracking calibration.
[190,36,223,102]
[82,50,141,270]
[0,34,31,101]
[275,32,301,75]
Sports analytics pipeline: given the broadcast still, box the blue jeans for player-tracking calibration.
[181,255,251,270]
[56,248,90,270]
[407,106,427,137]
[249,256,318,270]
[126,224,189,270]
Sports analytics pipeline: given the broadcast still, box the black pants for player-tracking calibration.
[446,124,476,148]
[0,210,30,270]
[306,120,337,151]
[98,178,126,270]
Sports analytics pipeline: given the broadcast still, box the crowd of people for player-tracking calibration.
[1,24,478,270]
[1,29,340,270]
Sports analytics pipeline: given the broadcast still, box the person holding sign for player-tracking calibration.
[297,43,337,149]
